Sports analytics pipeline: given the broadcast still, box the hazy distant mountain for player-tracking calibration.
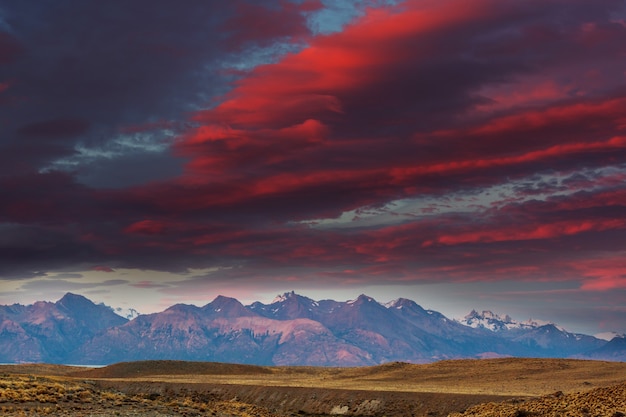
[458,310,605,356]
[595,331,625,341]
[0,292,615,365]
[580,336,626,361]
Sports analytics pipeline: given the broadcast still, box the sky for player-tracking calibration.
[1,0,626,337]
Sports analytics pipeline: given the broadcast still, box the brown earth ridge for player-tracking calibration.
[1,358,626,416]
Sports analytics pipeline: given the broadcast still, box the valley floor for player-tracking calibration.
[0,358,625,416]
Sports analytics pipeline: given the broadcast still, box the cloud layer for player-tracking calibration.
[1,0,626,331]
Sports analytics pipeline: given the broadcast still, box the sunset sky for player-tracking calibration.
[1,0,626,336]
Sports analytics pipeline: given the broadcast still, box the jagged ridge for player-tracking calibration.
[0,292,620,366]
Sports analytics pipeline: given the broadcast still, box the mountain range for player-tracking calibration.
[0,291,623,366]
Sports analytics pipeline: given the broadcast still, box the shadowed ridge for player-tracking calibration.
[73,360,272,378]
[583,335,626,361]
[55,292,128,328]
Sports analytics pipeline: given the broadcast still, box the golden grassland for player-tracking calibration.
[73,358,626,396]
[0,358,625,416]
[0,373,279,416]
[450,383,626,417]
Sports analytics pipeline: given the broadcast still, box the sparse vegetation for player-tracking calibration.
[0,372,280,416]
[450,383,626,417]
[0,359,625,416]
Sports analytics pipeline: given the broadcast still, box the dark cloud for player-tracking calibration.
[52,273,84,279]
[20,278,129,292]
[219,0,323,49]
[17,119,90,139]
[0,0,314,181]
[0,0,626,313]
[0,31,21,64]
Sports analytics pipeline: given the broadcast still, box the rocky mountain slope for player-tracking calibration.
[0,292,619,365]
[0,293,127,363]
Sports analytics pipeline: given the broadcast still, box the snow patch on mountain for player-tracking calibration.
[384,299,409,309]
[110,306,140,320]
[384,299,400,309]
[458,309,562,332]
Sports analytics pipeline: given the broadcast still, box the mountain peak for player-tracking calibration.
[57,292,92,308]
[272,291,297,304]
[271,291,318,305]
[56,293,108,317]
[461,310,520,331]
[347,294,377,306]
[165,303,200,313]
[248,291,321,320]
[205,295,255,317]
[212,295,241,304]
[385,298,419,310]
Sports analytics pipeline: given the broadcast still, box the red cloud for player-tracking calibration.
[169,0,626,223]
[111,0,622,289]
[196,0,503,129]
[460,97,626,139]
[576,257,626,291]
[124,220,168,235]
[425,218,626,247]
[5,0,626,294]
[392,135,626,183]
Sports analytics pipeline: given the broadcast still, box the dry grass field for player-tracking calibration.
[0,358,625,416]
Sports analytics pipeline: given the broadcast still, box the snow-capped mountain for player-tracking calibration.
[458,309,603,357]
[459,309,557,332]
[0,292,613,365]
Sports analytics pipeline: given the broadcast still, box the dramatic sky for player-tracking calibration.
[1,0,626,336]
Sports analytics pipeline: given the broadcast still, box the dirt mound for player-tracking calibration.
[451,382,626,417]
[73,360,272,378]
